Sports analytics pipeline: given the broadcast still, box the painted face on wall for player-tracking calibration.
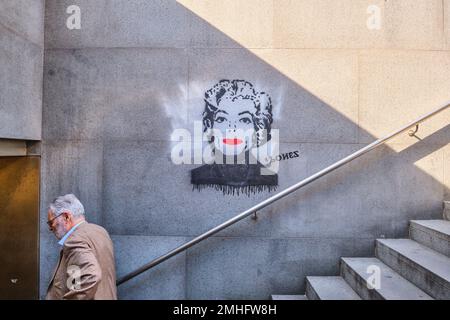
[213,96,255,156]
[192,79,278,195]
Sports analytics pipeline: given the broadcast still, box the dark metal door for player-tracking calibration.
[0,156,39,299]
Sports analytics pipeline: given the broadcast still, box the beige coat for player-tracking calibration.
[46,222,118,300]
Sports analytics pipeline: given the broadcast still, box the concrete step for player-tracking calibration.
[305,276,361,300]
[410,220,450,257]
[340,257,433,300]
[376,239,450,299]
[271,295,307,300]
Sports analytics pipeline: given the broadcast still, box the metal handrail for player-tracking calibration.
[117,102,450,286]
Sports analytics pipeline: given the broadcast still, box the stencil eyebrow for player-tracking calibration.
[238,111,252,116]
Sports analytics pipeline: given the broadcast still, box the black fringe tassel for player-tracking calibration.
[192,184,277,196]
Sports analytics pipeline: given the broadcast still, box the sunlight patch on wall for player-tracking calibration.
[177,0,359,127]
[176,0,449,185]
[178,0,274,48]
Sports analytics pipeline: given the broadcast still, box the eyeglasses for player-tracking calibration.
[47,212,65,230]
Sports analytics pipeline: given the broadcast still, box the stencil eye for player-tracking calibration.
[239,117,252,124]
[215,116,226,123]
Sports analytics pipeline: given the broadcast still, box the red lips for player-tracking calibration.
[223,138,243,145]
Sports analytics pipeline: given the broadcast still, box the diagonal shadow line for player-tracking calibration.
[165,2,449,224]
[112,3,450,299]
[40,1,449,299]
[274,124,450,224]
[396,124,450,162]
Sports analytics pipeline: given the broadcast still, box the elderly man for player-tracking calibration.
[46,194,117,300]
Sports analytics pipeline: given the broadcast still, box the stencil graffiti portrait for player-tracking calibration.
[191,79,278,195]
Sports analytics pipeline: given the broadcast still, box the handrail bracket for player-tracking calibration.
[408,124,419,137]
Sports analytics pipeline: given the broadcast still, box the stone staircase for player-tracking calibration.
[272,215,450,300]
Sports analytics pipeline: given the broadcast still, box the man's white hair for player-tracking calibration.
[49,194,85,217]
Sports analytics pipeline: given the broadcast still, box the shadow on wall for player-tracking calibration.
[40,0,450,299]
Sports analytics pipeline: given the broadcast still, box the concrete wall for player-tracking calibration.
[40,0,450,299]
[0,0,44,140]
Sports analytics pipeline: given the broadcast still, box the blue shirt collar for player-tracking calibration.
[58,221,85,246]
